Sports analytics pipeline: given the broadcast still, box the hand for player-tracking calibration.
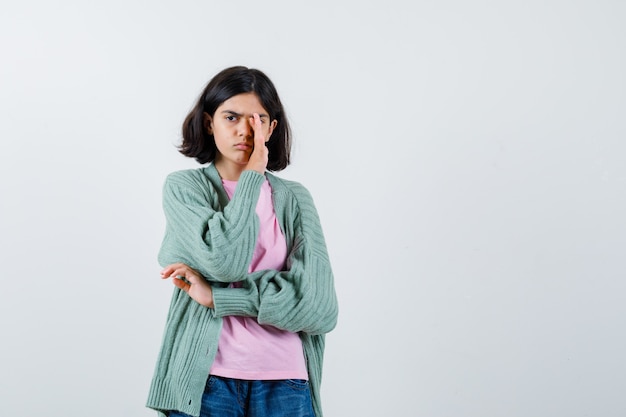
[161,263,214,308]
[244,113,270,174]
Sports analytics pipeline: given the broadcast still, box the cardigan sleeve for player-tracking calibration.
[211,185,339,335]
[158,169,265,282]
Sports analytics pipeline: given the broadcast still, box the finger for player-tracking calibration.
[169,267,191,281]
[161,263,183,277]
[161,271,184,281]
[172,277,190,292]
[250,113,266,146]
[170,267,201,285]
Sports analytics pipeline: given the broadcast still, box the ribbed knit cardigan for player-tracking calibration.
[146,164,338,417]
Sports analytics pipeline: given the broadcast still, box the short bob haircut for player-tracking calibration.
[180,66,291,171]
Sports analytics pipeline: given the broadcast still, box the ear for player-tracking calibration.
[203,112,213,134]
[266,119,278,142]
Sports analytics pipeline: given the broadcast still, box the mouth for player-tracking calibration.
[234,143,252,150]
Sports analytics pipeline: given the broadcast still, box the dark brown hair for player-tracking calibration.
[180,66,291,171]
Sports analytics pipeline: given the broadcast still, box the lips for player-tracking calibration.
[234,143,252,150]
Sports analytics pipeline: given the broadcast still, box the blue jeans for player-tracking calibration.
[169,376,315,417]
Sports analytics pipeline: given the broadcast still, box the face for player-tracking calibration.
[205,92,277,176]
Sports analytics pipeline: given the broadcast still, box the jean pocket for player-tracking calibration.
[282,379,309,390]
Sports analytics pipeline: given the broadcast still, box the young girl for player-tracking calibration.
[146,66,338,417]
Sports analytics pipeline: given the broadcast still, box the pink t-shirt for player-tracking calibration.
[209,178,308,380]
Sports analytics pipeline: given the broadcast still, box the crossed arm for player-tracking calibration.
[162,232,337,335]
[159,172,338,335]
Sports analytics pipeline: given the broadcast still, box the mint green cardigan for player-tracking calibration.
[146,164,338,417]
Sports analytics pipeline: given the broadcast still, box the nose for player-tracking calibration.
[237,118,253,139]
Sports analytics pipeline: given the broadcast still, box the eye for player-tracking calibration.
[226,115,238,122]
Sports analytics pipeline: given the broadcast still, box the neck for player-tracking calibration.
[214,157,246,181]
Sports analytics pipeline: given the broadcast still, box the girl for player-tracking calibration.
[146,66,338,417]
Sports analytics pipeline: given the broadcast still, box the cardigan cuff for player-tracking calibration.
[232,170,265,200]
[220,169,265,221]
[212,285,259,318]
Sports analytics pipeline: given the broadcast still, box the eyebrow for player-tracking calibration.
[221,110,269,119]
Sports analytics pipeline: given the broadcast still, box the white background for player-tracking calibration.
[1,1,625,416]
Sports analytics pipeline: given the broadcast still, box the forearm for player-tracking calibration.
[255,254,338,334]
[212,247,338,335]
